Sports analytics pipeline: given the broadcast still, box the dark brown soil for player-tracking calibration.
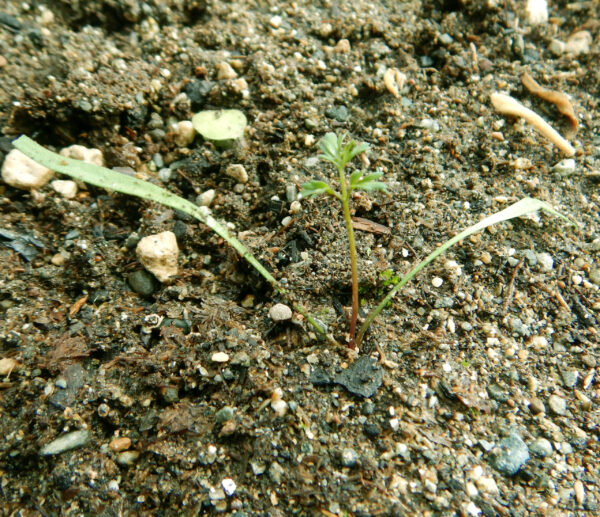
[1,1,600,516]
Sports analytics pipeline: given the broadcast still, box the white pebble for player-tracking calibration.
[525,0,548,25]
[566,31,592,55]
[1,149,54,189]
[197,189,215,207]
[289,200,302,214]
[549,39,567,56]
[216,62,237,80]
[225,164,248,183]
[271,398,288,417]
[537,252,554,271]
[221,478,236,497]
[60,144,104,166]
[552,158,576,174]
[269,15,282,28]
[172,120,196,147]
[269,303,292,322]
[136,231,179,282]
[0,357,18,376]
[51,179,78,199]
[39,430,91,456]
[281,216,292,227]
[476,476,499,494]
[431,277,443,288]
[572,274,583,285]
[211,352,230,363]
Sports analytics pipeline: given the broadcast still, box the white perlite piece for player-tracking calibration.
[172,120,196,147]
[51,179,78,199]
[225,164,248,183]
[221,478,236,497]
[211,352,230,363]
[1,149,54,189]
[269,303,292,322]
[525,0,548,25]
[136,231,179,282]
[60,144,104,166]
[39,429,91,456]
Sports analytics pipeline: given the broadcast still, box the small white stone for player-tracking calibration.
[476,476,499,494]
[172,120,196,147]
[537,252,554,271]
[289,200,302,214]
[211,352,230,363]
[566,31,592,55]
[271,398,288,417]
[221,478,236,496]
[2,149,54,189]
[136,231,179,282]
[216,62,237,80]
[269,303,292,322]
[269,15,282,28]
[431,277,443,288]
[389,418,399,431]
[225,164,248,183]
[51,179,78,199]
[0,357,18,376]
[572,274,583,285]
[552,158,576,174]
[198,189,215,207]
[60,144,104,166]
[549,39,567,56]
[525,0,548,25]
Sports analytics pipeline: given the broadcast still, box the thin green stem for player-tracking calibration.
[337,164,359,349]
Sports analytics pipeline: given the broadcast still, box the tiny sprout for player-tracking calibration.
[302,132,388,349]
[192,109,247,143]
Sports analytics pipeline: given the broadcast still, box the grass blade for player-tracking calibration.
[356,197,575,346]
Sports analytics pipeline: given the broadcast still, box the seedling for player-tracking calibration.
[192,109,247,147]
[13,134,574,351]
[302,132,386,348]
[302,132,574,348]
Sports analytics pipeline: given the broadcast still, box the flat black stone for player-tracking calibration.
[334,356,383,398]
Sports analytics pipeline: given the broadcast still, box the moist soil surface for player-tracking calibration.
[1,1,600,516]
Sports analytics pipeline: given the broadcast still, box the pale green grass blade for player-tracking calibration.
[356,197,575,346]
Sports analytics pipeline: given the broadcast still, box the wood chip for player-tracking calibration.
[351,216,391,235]
[521,72,577,130]
[490,92,575,157]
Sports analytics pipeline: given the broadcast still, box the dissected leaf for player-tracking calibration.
[350,170,387,192]
[301,179,335,198]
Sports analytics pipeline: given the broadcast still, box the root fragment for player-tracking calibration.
[490,92,575,157]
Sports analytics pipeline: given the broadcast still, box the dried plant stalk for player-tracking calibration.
[521,72,577,130]
[490,92,575,157]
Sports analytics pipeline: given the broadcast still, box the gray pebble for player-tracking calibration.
[40,429,92,456]
[524,249,537,266]
[560,369,579,389]
[269,303,292,322]
[529,397,546,415]
[325,105,349,122]
[215,406,235,424]
[341,448,358,468]
[548,394,567,416]
[269,461,285,484]
[588,268,600,286]
[55,378,67,389]
[127,270,157,296]
[490,433,530,476]
[162,386,179,404]
[116,451,140,466]
[529,438,553,458]
[487,383,509,403]
[537,252,554,271]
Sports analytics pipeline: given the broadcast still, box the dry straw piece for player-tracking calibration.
[490,92,575,157]
[521,72,577,130]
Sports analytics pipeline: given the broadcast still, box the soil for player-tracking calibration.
[1,1,600,516]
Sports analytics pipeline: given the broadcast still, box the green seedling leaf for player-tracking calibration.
[301,179,336,199]
[340,141,369,166]
[318,132,341,162]
[191,109,247,141]
[356,197,576,345]
[349,170,387,192]
[12,136,338,345]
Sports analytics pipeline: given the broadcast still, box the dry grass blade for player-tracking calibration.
[521,72,577,131]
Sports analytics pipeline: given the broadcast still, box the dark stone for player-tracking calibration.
[127,270,157,296]
[309,367,332,386]
[334,356,383,398]
[185,80,214,110]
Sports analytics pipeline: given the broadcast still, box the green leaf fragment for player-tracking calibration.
[191,109,247,141]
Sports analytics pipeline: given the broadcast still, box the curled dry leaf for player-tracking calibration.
[521,72,577,131]
[490,92,575,157]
